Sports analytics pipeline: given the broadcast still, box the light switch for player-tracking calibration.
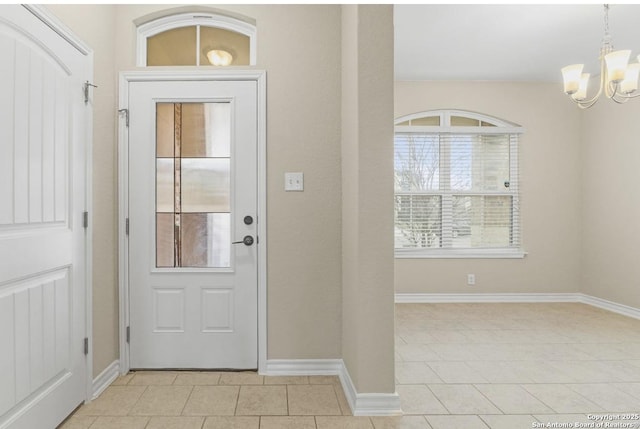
[285,172,304,191]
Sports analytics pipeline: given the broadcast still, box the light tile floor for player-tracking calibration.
[60,303,640,428]
[395,302,640,428]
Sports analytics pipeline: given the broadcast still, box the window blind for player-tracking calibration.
[394,132,520,251]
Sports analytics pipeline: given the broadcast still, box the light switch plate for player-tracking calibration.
[285,172,304,191]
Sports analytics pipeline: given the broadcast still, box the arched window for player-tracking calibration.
[394,109,525,258]
[136,11,256,67]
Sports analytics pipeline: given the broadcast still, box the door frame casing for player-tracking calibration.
[118,70,267,374]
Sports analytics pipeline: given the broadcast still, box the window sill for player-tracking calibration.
[395,248,527,259]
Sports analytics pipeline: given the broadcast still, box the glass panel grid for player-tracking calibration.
[146,25,251,67]
[448,134,510,192]
[199,26,251,66]
[394,129,519,251]
[394,133,440,192]
[147,26,197,66]
[394,195,442,249]
[181,158,230,212]
[155,102,232,268]
[452,195,513,248]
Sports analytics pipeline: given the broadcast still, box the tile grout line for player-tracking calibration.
[285,384,290,416]
[127,385,149,417]
[470,383,508,416]
[178,385,195,417]
[423,383,450,416]
[233,384,241,416]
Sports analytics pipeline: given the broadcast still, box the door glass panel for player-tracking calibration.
[156,103,175,158]
[156,213,175,267]
[182,103,231,157]
[155,102,232,268]
[181,213,231,267]
[147,26,197,66]
[199,26,251,66]
[156,159,174,212]
[181,159,230,212]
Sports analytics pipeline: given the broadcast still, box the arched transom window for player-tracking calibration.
[136,11,256,67]
[394,109,525,258]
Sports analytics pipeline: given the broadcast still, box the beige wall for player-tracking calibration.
[30,3,640,398]
[45,4,119,378]
[342,5,395,394]
[581,99,640,309]
[394,81,583,295]
[47,4,346,376]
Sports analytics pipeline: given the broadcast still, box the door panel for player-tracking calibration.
[0,5,88,429]
[128,80,258,369]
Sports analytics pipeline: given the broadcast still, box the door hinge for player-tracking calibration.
[83,337,89,355]
[126,326,130,343]
[118,108,129,127]
[83,211,89,229]
[125,218,129,236]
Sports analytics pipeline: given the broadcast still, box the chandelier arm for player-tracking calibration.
[605,79,615,98]
[574,61,607,107]
[608,80,618,99]
[614,91,640,100]
[574,97,600,109]
[607,81,640,103]
[610,92,640,103]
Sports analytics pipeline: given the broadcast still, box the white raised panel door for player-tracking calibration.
[0,5,88,429]
[128,79,258,369]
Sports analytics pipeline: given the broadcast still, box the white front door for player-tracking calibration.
[0,5,89,429]
[127,78,258,369]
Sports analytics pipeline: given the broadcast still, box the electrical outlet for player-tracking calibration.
[467,274,476,286]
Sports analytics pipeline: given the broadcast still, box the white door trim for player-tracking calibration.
[118,70,267,373]
[18,4,94,405]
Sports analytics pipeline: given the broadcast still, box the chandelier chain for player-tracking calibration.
[601,4,612,51]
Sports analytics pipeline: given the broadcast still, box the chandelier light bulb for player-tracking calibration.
[561,64,584,94]
[206,49,233,66]
[605,50,631,83]
[572,73,591,101]
[620,63,640,94]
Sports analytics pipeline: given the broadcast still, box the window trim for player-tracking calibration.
[395,248,527,259]
[136,12,257,67]
[394,109,526,259]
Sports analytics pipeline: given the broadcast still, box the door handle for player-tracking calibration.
[232,235,254,246]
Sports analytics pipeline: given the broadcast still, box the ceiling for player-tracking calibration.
[394,4,640,82]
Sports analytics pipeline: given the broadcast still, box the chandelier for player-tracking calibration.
[561,4,640,109]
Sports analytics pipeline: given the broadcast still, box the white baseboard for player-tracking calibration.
[92,360,120,400]
[262,359,343,376]
[579,293,640,320]
[263,359,401,416]
[395,292,580,303]
[337,361,402,417]
[395,292,640,320]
